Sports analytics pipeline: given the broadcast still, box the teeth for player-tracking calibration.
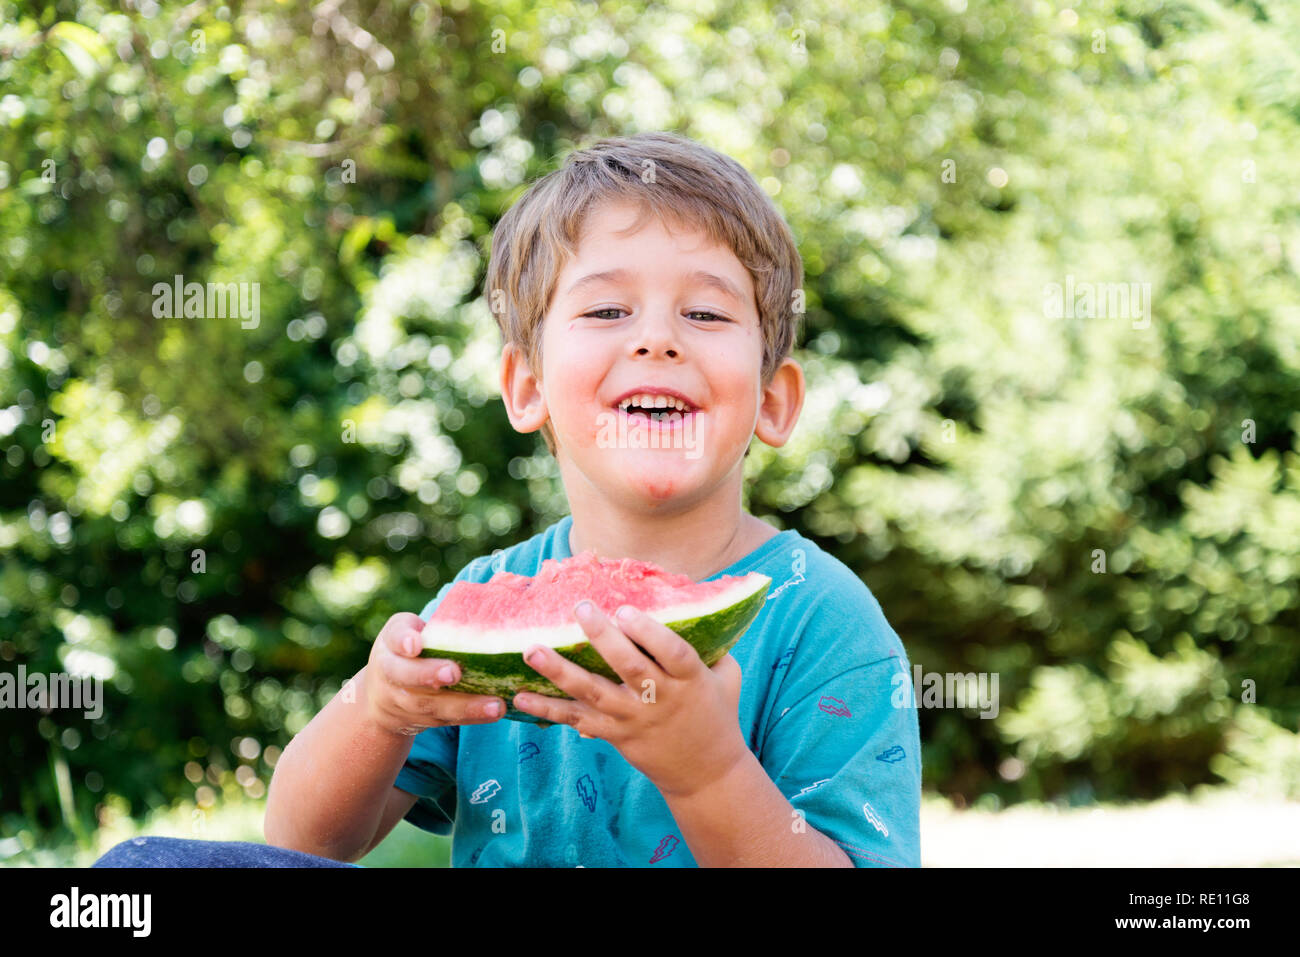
[618,393,692,412]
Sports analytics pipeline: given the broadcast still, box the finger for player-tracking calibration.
[709,651,742,683]
[380,613,431,658]
[573,601,666,692]
[393,686,505,724]
[522,641,632,717]
[608,605,700,680]
[379,651,462,691]
[710,652,743,702]
[511,689,599,736]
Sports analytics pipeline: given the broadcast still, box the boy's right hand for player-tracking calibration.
[364,613,506,736]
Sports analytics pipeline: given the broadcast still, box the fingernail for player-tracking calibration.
[617,605,636,622]
[485,701,502,717]
[406,635,418,656]
[525,646,544,666]
[438,665,456,683]
[575,600,594,620]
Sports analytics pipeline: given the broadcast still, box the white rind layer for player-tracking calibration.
[421,573,769,655]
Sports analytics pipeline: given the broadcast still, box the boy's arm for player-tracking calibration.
[360,787,419,858]
[660,751,854,866]
[514,592,919,866]
[264,663,416,862]
[662,653,919,867]
[267,564,505,860]
[265,609,506,862]
[746,655,921,867]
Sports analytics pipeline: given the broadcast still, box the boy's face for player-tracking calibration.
[507,199,783,510]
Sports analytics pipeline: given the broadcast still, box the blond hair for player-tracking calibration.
[485,131,803,454]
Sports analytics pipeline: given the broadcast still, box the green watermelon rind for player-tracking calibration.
[419,573,771,716]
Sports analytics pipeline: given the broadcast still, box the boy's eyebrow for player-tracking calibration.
[686,270,747,304]
[565,269,634,297]
[565,268,747,304]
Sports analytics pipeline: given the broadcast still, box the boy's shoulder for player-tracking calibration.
[758,531,909,676]
[462,522,563,580]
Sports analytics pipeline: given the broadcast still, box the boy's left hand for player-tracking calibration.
[513,601,750,800]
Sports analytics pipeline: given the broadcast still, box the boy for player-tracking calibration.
[266,132,917,867]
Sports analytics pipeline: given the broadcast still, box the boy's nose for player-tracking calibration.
[635,343,679,358]
[631,311,681,359]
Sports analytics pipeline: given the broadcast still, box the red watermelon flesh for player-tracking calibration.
[432,551,745,628]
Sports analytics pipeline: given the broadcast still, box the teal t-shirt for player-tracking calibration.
[393,514,921,867]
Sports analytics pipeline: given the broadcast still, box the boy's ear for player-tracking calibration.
[753,357,805,449]
[500,342,550,435]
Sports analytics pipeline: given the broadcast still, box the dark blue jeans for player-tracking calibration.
[92,836,362,868]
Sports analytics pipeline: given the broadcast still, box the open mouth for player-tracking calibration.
[604,391,705,456]
[613,392,700,425]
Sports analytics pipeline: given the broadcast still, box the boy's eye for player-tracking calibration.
[581,308,729,322]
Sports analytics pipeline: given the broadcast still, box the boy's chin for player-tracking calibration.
[607,456,711,503]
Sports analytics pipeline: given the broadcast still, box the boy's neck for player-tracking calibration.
[566,498,778,581]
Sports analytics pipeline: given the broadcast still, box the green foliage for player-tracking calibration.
[1,0,1297,853]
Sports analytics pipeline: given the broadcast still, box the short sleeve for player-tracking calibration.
[759,587,921,867]
[393,725,459,836]
[391,573,477,835]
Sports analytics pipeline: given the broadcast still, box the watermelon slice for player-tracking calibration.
[420,551,771,713]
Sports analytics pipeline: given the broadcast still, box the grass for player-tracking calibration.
[2,788,450,868]
[6,783,1295,867]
